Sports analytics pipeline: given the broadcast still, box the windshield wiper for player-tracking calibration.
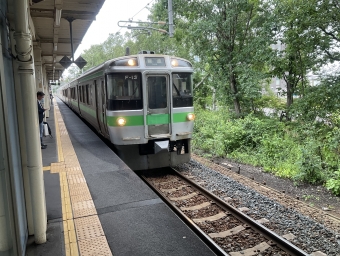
[128,86,139,102]
[172,83,182,97]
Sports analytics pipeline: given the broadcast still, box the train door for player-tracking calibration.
[145,74,171,137]
[95,79,108,136]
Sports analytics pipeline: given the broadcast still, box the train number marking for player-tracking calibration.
[125,75,138,80]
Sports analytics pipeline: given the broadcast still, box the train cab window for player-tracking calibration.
[106,73,143,110]
[172,73,193,107]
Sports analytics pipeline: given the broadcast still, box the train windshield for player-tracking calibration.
[107,73,143,111]
[172,73,193,107]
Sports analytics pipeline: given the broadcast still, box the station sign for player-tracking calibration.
[59,56,72,69]
[59,55,87,69]
[74,56,87,69]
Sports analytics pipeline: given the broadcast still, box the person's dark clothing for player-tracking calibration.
[37,100,45,123]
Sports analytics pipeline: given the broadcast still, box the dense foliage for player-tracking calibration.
[194,108,340,188]
[64,0,340,195]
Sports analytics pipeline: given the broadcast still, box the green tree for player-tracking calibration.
[270,0,324,115]
[82,32,132,71]
[293,74,340,122]
[308,0,340,62]
[170,0,275,116]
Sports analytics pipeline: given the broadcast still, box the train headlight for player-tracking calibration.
[117,117,127,126]
[128,59,136,66]
[187,113,195,121]
[171,59,178,67]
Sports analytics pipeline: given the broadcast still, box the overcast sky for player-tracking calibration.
[74,0,154,58]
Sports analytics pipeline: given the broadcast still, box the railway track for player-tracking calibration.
[140,168,309,256]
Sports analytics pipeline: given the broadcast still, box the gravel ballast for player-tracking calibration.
[174,160,340,255]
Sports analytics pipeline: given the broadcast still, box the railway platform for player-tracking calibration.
[26,98,216,256]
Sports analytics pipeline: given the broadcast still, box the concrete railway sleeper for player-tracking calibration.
[140,168,310,256]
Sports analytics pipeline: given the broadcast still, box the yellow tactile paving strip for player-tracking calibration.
[43,166,51,171]
[51,100,112,256]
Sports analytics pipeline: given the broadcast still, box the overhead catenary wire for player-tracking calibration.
[118,0,155,33]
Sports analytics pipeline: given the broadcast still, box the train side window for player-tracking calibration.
[172,73,193,108]
[101,80,105,107]
[81,86,84,102]
[86,84,89,104]
[89,84,92,105]
[82,85,86,103]
[79,86,82,102]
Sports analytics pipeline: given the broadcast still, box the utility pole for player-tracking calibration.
[168,0,174,37]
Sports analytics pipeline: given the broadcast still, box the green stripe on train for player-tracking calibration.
[107,115,144,126]
[79,103,96,118]
[147,114,170,125]
[173,112,190,123]
[107,112,192,127]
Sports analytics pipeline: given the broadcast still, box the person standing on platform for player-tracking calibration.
[37,91,47,149]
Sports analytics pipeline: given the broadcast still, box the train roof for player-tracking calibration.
[62,54,193,87]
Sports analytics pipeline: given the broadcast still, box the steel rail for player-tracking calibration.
[170,168,309,256]
[140,174,229,256]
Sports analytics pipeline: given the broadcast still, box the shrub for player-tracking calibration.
[293,140,326,184]
[326,171,340,196]
[193,107,340,195]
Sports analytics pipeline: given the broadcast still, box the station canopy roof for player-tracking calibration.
[29,0,105,81]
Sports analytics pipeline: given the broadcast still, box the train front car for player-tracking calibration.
[105,53,194,170]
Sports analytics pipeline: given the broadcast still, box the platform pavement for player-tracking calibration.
[27,98,216,256]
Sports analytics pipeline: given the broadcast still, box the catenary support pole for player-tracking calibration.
[13,0,47,244]
[168,0,174,37]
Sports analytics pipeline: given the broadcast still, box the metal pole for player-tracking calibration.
[13,0,47,244]
[168,0,174,37]
[68,18,75,61]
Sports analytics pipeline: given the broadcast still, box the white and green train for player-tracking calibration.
[58,52,195,170]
